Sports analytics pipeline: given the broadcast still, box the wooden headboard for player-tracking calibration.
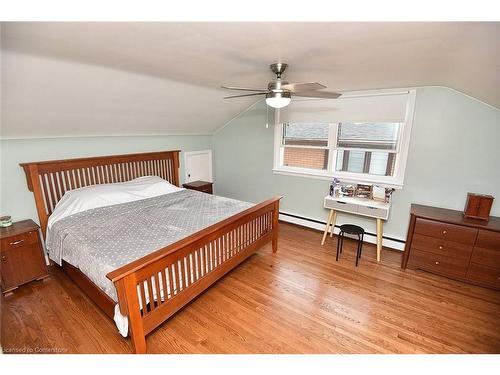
[20,150,180,237]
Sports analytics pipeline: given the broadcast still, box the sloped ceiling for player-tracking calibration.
[1,22,499,138]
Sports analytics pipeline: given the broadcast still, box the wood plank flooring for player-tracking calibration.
[2,223,499,353]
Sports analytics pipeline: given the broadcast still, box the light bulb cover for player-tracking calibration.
[265,91,291,109]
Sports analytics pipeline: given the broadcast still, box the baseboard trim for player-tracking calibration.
[279,211,405,251]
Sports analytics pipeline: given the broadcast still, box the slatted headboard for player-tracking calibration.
[20,150,180,237]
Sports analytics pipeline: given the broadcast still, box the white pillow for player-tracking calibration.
[47,176,183,229]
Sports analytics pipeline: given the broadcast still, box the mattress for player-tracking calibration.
[46,189,253,303]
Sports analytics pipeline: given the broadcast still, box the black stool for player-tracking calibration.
[336,224,365,267]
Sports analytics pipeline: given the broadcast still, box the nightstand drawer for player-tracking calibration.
[199,186,213,194]
[1,229,38,251]
[1,243,47,290]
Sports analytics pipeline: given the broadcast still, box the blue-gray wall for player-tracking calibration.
[213,87,500,244]
[0,135,212,223]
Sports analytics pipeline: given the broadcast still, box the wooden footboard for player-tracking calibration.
[106,197,281,353]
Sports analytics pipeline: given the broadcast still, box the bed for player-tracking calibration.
[20,150,280,353]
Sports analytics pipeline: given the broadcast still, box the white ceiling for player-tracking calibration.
[1,22,499,138]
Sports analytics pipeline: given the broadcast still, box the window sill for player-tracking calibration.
[272,167,404,189]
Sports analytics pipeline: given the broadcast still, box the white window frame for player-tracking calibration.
[272,90,416,189]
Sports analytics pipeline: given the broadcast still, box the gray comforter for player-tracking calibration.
[46,189,253,301]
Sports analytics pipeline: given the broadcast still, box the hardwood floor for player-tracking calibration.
[2,223,499,354]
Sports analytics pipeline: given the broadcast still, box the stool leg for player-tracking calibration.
[355,235,360,267]
[359,233,364,258]
[336,231,342,261]
[340,233,343,254]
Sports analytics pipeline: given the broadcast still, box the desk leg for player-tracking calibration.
[329,210,337,238]
[376,218,383,262]
[321,210,334,245]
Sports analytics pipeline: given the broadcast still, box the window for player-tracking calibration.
[282,123,330,171]
[335,122,399,176]
[272,90,415,188]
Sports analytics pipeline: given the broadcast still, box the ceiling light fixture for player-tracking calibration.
[265,91,291,109]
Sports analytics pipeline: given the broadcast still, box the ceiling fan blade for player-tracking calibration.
[221,85,268,92]
[293,91,342,99]
[224,92,267,99]
[281,82,326,92]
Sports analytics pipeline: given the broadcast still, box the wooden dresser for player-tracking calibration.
[402,204,500,290]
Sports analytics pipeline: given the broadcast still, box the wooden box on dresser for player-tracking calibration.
[1,219,49,294]
[402,204,500,290]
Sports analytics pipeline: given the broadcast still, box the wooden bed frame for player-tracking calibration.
[20,150,280,353]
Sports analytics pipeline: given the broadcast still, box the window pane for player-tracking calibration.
[283,123,329,147]
[283,147,329,170]
[335,150,396,176]
[345,150,364,173]
[337,122,399,150]
[369,152,389,175]
[336,149,344,171]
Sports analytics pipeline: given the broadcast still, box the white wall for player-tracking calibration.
[1,50,254,138]
[213,87,500,248]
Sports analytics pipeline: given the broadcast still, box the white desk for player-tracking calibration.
[321,195,391,262]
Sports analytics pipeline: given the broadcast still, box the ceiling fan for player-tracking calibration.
[222,63,341,109]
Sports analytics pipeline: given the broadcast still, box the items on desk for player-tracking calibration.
[341,185,355,197]
[329,181,395,203]
[330,178,341,197]
[385,188,395,203]
[355,184,372,199]
[372,185,386,202]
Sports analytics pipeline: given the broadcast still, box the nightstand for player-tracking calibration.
[1,219,49,294]
[182,180,213,194]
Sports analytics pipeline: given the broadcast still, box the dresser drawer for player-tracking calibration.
[411,233,473,259]
[414,218,477,245]
[466,263,500,289]
[471,247,500,268]
[357,205,388,219]
[408,249,469,278]
[0,229,38,251]
[475,230,500,250]
[324,198,358,213]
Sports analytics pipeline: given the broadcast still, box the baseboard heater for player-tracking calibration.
[279,211,406,244]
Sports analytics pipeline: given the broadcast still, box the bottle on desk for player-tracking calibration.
[330,178,341,197]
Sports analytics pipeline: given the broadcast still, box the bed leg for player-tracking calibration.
[130,329,147,354]
[121,276,147,354]
[272,201,279,253]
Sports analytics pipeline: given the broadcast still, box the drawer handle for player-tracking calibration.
[435,261,440,265]
[442,230,447,235]
[337,201,347,204]
[1,255,6,262]
[9,239,24,245]
[438,245,443,250]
